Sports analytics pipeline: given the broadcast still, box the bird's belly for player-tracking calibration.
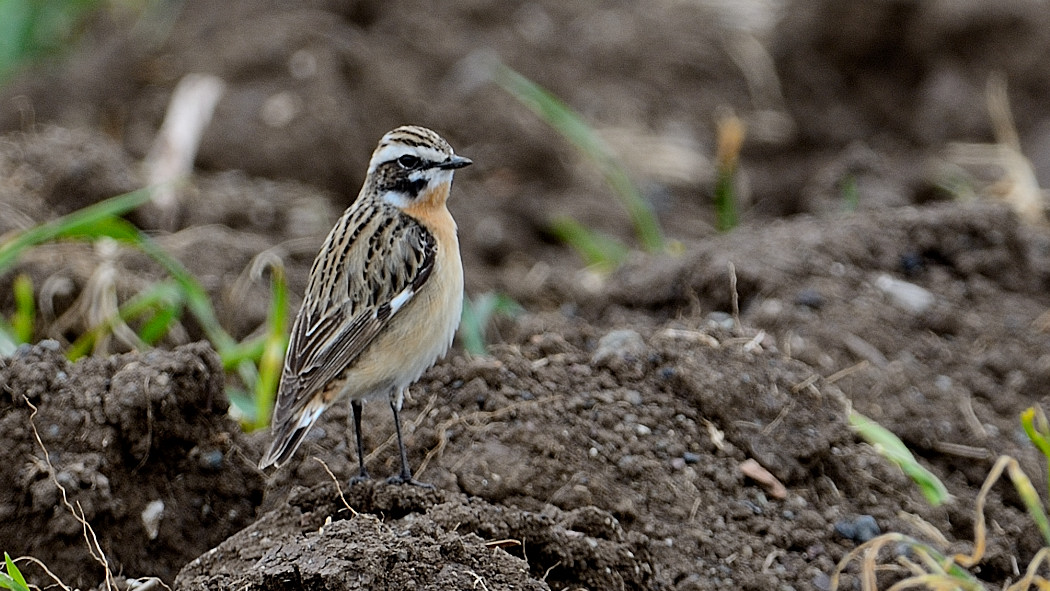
[334,245,463,402]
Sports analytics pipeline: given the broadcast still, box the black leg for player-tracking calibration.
[386,397,433,488]
[349,399,370,484]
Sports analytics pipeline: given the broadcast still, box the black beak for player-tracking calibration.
[437,155,472,170]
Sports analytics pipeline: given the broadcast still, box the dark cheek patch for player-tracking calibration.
[392,177,427,198]
[376,162,427,199]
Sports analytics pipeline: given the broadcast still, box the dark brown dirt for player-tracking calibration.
[0,342,263,588]
[2,0,1050,590]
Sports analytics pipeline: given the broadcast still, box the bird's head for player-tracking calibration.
[365,126,471,210]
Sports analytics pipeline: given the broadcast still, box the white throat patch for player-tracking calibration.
[380,190,413,208]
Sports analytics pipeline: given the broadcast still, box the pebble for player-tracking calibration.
[834,514,880,543]
[623,389,643,405]
[683,452,701,464]
[875,274,934,314]
[141,499,165,540]
[592,329,647,366]
[200,449,224,470]
[794,288,824,309]
[811,573,832,591]
[898,252,924,275]
[706,311,735,330]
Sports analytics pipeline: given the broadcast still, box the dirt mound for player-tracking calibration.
[0,342,263,588]
[176,481,654,590]
[3,200,1048,589]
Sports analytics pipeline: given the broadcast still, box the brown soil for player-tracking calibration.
[2,1,1050,590]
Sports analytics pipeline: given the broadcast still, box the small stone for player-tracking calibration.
[591,329,647,366]
[899,252,924,275]
[683,452,701,464]
[200,449,224,470]
[834,514,880,543]
[795,288,824,309]
[141,500,165,540]
[875,274,935,314]
[623,389,643,405]
[706,311,735,330]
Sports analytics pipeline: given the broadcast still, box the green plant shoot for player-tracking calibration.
[250,263,289,431]
[10,274,34,343]
[0,552,28,591]
[459,292,523,356]
[547,216,629,271]
[849,411,951,506]
[713,114,744,232]
[0,186,273,410]
[494,64,664,253]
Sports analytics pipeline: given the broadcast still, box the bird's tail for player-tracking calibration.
[258,401,326,470]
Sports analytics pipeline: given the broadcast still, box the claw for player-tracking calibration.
[349,467,370,486]
[386,473,434,489]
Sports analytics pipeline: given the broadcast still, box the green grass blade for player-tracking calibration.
[0,0,34,82]
[250,264,288,431]
[1021,406,1050,496]
[459,292,523,356]
[906,541,982,585]
[494,64,664,252]
[1021,407,1050,458]
[10,274,33,343]
[713,114,744,232]
[548,216,629,271]
[841,175,859,212]
[850,411,952,506]
[220,337,266,370]
[0,186,155,273]
[132,235,236,352]
[2,553,27,591]
[52,212,237,354]
[0,184,264,404]
[459,297,486,356]
[0,323,16,356]
[66,280,183,360]
[0,0,105,86]
[713,167,738,232]
[1006,463,1050,545]
[226,387,255,422]
[137,302,181,345]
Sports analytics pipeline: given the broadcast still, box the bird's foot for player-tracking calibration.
[386,472,435,489]
[349,468,371,486]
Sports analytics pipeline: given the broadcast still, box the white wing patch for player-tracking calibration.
[296,400,326,431]
[388,284,417,316]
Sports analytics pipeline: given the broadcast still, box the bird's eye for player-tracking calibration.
[397,154,421,169]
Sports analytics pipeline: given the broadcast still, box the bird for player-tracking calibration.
[258,125,471,486]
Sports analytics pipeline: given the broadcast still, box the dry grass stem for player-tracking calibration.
[24,396,116,591]
[826,361,870,384]
[313,457,358,517]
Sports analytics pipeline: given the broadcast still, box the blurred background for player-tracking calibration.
[4,0,1049,288]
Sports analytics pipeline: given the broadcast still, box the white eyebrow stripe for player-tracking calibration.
[368,144,448,173]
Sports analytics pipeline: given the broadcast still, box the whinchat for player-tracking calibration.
[259,126,470,486]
